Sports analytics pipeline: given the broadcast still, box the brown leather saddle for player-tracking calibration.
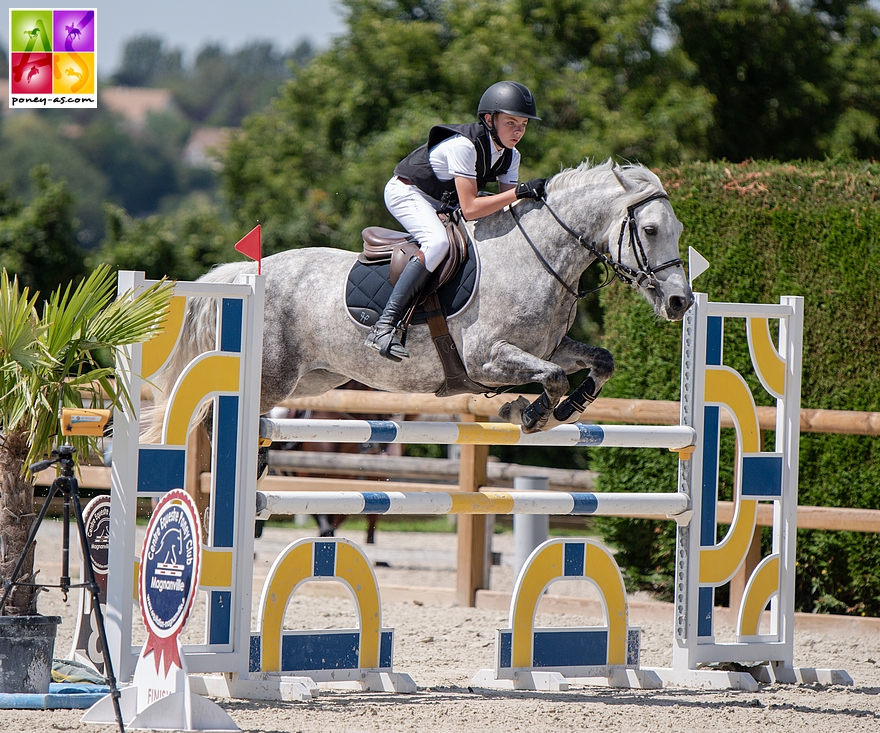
[360,212,467,295]
[357,214,486,397]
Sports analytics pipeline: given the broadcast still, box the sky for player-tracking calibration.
[6,1,349,74]
[12,1,880,74]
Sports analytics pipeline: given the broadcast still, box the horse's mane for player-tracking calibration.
[545,159,665,209]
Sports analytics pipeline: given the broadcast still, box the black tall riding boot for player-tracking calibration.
[365,256,432,361]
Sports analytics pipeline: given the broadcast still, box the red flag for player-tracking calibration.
[234,225,262,274]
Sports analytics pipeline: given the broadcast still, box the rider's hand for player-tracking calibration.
[516,178,545,200]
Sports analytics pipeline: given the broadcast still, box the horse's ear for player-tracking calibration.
[611,165,633,192]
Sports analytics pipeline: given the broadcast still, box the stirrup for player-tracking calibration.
[365,327,409,361]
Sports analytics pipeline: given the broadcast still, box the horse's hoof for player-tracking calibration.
[498,396,529,424]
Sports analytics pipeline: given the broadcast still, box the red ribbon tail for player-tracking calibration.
[143,632,182,676]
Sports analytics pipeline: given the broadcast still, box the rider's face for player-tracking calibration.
[488,113,529,148]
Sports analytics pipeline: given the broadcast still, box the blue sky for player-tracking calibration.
[6,1,348,73]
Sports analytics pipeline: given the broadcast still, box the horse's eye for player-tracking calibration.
[643,225,658,236]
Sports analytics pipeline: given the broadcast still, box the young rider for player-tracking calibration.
[365,80,546,361]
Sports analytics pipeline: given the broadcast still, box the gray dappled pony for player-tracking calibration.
[148,160,693,436]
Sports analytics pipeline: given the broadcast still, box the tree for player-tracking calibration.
[94,194,240,281]
[221,0,713,255]
[167,41,297,127]
[0,167,87,297]
[114,35,182,86]
[0,116,108,244]
[0,265,172,615]
[667,0,880,161]
[823,4,880,158]
[74,111,185,216]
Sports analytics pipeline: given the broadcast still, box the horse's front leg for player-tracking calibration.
[546,337,614,424]
[474,342,570,433]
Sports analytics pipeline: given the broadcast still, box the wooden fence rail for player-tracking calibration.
[281,392,880,436]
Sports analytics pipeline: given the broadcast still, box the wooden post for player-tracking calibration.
[456,413,489,607]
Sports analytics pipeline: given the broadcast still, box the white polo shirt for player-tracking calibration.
[428,134,520,186]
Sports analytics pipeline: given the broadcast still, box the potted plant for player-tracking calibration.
[0,264,171,693]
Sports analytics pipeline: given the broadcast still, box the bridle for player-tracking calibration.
[509,190,684,299]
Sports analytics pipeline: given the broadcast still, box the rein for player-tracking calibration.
[509,190,683,298]
[509,203,592,299]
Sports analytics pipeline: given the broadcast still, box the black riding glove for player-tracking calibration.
[516,178,545,200]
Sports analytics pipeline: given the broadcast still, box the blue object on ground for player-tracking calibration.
[0,683,110,709]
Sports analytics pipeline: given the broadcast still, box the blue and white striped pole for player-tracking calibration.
[259,418,696,450]
[255,490,689,521]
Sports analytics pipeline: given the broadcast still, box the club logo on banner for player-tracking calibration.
[8,8,97,108]
[139,490,201,677]
[83,495,110,575]
[71,495,111,672]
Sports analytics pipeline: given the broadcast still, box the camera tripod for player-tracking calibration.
[0,445,125,733]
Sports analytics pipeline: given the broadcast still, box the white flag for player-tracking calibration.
[688,246,710,286]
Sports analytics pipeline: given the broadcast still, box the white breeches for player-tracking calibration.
[384,176,450,273]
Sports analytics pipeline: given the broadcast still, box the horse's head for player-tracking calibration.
[607,166,693,321]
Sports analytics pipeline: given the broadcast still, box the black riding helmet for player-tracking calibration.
[477,81,540,149]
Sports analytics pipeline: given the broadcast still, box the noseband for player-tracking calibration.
[509,190,683,299]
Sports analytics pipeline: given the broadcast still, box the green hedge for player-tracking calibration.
[593,160,880,616]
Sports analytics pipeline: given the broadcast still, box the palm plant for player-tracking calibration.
[0,265,172,616]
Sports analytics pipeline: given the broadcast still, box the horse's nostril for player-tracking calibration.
[669,296,689,314]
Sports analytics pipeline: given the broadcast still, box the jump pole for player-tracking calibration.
[258,418,696,450]
[255,489,690,521]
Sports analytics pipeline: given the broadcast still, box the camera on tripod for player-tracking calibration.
[3,405,126,731]
[27,408,111,476]
[60,407,111,438]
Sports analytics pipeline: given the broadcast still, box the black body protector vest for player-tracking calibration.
[394,122,513,205]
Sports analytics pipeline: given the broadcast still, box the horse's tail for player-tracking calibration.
[141,262,251,444]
